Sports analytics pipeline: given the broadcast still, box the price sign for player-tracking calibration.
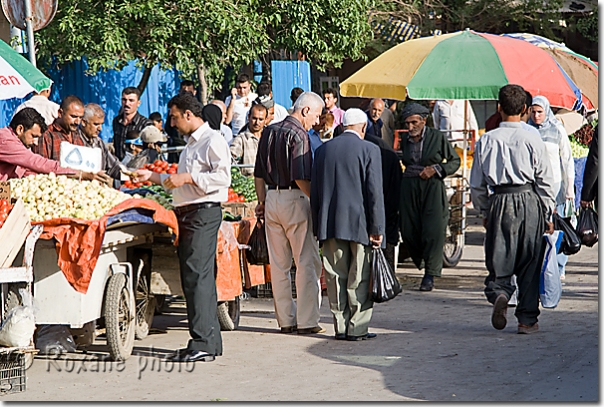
[0,181,10,200]
[60,142,102,174]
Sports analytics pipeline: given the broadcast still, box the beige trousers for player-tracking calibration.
[322,238,373,337]
[265,189,322,329]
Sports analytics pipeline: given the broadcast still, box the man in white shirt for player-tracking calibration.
[225,74,257,135]
[134,93,231,362]
[13,87,59,126]
[432,100,479,147]
[256,81,288,125]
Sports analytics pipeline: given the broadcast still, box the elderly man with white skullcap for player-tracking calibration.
[398,103,460,292]
[311,108,385,341]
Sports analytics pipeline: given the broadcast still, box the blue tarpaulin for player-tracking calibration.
[270,61,311,110]
[1,59,181,143]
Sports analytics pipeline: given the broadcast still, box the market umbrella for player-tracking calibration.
[340,30,590,111]
[0,39,52,100]
[502,33,598,109]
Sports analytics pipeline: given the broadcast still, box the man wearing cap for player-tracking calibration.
[311,108,385,341]
[254,91,325,335]
[125,126,167,168]
[398,103,460,291]
[79,103,121,180]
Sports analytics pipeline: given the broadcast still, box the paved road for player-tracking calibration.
[6,217,598,401]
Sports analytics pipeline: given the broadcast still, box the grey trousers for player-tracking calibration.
[322,238,373,337]
[177,205,223,355]
[484,190,546,326]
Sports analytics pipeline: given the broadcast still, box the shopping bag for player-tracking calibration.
[245,219,270,265]
[577,207,598,247]
[539,231,564,309]
[370,248,402,303]
[552,213,581,255]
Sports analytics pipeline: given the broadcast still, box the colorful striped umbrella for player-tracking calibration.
[340,30,590,111]
[0,39,52,100]
[502,33,597,109]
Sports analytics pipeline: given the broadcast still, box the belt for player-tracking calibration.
[174,202,221,216]
[267,184,299,190]
[492,184,533,195]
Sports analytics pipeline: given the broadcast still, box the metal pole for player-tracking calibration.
[23,0,36,67]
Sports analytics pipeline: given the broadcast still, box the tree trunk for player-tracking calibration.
[197,64,208,105]
[137,65,153,94]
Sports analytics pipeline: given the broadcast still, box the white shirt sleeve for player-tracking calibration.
[190,137,232,195]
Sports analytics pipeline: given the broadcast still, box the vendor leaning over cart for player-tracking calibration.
[0,107,103,181]
[133,94,231,363]
[398,103,460,292]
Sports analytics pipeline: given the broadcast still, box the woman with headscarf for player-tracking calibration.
[528,95,575,279]
[202,104,223,131]
[398,103,460,291]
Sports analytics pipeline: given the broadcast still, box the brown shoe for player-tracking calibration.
[518,323,539,334]
[297,326,326,334]
[280,326,297,334]
[491,293,509,330]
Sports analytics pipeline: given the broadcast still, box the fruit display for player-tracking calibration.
[141,185,174,210]
[230,167,257,202]
[570,137,590,158]
[10,173,133,221]
[143,160,178,174]
[0,199,14,228]
[572,122,595,147]
[227,187,246,203]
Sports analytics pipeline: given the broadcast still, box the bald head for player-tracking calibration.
[368,98,385,122]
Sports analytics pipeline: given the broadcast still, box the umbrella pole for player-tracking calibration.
[23,0,37,67]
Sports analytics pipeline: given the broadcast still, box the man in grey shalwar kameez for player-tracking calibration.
[470,85,556,334]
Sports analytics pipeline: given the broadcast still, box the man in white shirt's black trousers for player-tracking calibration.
[135,94,231,362]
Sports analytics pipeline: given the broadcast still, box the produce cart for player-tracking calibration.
[0,199,42,394]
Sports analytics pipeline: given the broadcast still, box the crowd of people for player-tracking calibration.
[0,74,597,364]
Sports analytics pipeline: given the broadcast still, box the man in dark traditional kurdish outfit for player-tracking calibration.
[398,103,460,291]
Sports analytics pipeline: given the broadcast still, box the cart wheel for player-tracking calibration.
[104,273,135,361]
[443,233,464,268]
[135,271,156,340]
[217,297,240,331]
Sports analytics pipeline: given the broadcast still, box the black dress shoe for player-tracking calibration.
[169,349,216,362]
[419,275,434,291]
[335,333,347,340]
[346,332,377,341]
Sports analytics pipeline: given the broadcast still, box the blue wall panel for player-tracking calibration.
[1,59,181,143]
[271,61,311,109]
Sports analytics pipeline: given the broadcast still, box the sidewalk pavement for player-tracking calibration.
[5,214,598,401]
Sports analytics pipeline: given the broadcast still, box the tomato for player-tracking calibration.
[167,168,177,174]
[237,196,246,202]
[0,220,4,228]
[144,181,152,186]
[134,182,142,188]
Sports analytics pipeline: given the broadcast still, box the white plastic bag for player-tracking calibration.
[0,307,35,348]
[540,231,564,309]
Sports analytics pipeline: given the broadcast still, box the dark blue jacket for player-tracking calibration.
[311,131,385,247]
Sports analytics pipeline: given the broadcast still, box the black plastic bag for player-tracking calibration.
[370,248,402,303]
[577,208,598,247]
[246,219,270,265]
[35,325,77,355]
[552,213,581,255]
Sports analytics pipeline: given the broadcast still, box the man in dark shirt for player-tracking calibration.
[112,87,153,161]
[33,95,87,161]
[254,92,325,335]
[79,103,121,180]
[365,98,385,138]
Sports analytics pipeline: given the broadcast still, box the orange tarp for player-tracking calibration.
[36,199,178,294]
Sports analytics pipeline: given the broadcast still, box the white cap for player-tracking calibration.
[140,126,167,143]
[342,108,367,126]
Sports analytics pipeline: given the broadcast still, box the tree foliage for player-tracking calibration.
[371,0,565,38]
[36,0,374,92]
